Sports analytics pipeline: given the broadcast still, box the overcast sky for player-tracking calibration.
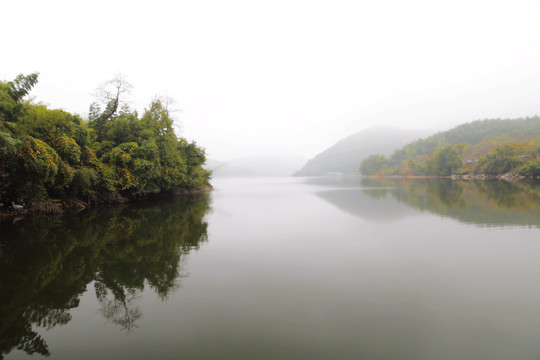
[3,0,540,160]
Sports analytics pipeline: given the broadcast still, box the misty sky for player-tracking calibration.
[3,0,540,160]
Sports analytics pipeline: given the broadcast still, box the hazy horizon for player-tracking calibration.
[209,124,434,162]
[3,0,540,160]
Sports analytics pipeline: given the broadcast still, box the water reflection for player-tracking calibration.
[0,195,210,359]
[312,177,540,227]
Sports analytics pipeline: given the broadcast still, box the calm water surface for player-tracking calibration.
[2,177,540,359]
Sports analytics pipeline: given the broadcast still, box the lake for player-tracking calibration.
[2,177,540,360]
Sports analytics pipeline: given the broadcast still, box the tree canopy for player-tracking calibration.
[0,73,211,206]
[360,117,540,177]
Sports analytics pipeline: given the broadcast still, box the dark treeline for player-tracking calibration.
[360,117,540,177]
[0,73,211,210]
[0,195,210,359]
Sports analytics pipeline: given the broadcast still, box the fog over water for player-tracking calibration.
[3,1,540,160]
[3,177,540,359]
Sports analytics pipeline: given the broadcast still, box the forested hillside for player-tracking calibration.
[0,73,211,210]
[295,126,430,176]
[360,117,540,177]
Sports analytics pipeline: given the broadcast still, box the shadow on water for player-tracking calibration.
[0,195,210,359]
[309,176,540,227]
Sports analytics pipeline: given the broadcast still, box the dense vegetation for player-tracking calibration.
[0,73,211,209]
[360,118,540,177]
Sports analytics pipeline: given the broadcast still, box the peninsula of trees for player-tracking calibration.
[0,73,211,211]
[360,117,540,178]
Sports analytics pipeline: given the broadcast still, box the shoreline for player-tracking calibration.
[367,173,540,181]
[0,187,212,222]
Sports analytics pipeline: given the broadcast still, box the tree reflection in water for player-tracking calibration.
[313,176,540,227]
[360,178,540,227]
[95,278,142,332]
[0,194,210,359]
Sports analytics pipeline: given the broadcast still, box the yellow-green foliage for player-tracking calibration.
[56,136,81,165]
[0,73,211,204]
[362,118,540,176]
[56,161,75,188]
[18,136,59,183]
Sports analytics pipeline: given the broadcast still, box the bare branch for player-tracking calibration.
[90,74,133,141]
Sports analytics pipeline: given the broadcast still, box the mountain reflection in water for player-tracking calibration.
[0,195,210,359]
[311,177,540,227]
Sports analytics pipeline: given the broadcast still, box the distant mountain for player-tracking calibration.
[294,126,432,176]
[205,155,308,177]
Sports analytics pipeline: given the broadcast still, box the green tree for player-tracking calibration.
[0,73,39,124]
[0,73,211,206]
[360,154,388,175]
[475,145,524,175]
[428,145,464,175]
[516,160,540,177]
[88,76,132,142]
